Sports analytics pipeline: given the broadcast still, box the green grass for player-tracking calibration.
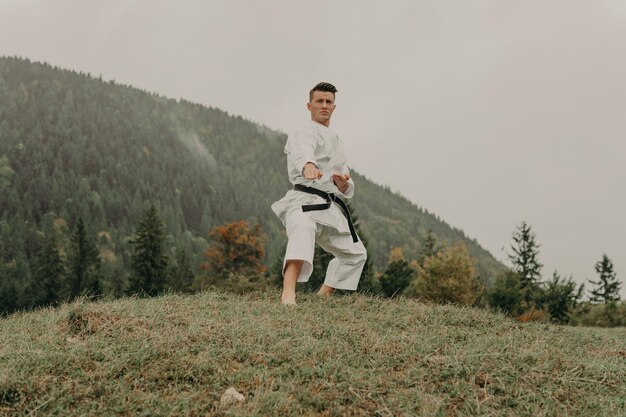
[1,291,625,416]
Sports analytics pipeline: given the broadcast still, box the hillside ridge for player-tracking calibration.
[0,55,504,285]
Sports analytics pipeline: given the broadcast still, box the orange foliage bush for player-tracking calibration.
[515,307,546,323]
[202,220,267,279]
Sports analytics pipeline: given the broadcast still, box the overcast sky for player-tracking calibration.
[1,0,624,296]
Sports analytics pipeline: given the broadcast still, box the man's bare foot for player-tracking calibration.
[282,260,302,306]
[281,292,297,305]
[317,284,335,296]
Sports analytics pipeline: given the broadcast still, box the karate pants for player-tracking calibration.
[282,208,367,291]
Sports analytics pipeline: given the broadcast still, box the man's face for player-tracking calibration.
[307,91,336,127]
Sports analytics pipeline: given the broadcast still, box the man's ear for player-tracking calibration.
[307,102,311,111]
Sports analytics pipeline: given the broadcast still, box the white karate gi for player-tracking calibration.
[271,119,367,290]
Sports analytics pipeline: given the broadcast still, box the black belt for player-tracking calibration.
[294,184,358,243]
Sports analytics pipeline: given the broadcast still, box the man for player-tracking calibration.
[271,82,367,305]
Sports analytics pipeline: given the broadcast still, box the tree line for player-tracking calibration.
[1,57,622,325]
[3,204,621,328]
[487,221,623,326]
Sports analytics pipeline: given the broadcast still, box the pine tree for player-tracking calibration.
[487,270,523,316]
[379,248,415,297]
[169,249,195,293]
[106,265,127,299]
[31,234,65,307]
[589,254,621,303]
[0,272,18,315]
[507,221,543,304]
[0,155,15,192]
[418,229,440,266]
[67,217,102,299]
[129,205,169,296]
[543,271,584,324]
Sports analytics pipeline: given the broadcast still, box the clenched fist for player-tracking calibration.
[303,162,323,180]
[332,173,351,194]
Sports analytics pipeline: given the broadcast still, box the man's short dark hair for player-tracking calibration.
[309,82,338,101]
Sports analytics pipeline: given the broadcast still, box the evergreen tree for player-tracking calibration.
[487,270,523,316]
[105,265,127,299]
[169,249,195,293]
[31,233,65,307]
[507,221,543,304]
[129,205,169,296]
[418,229,440,266]
[543,271,584,324]
[379,248,415,297]
[67,217,102,299]
[3,257,31,312]
[589,254,621,303]
[0,155,15,192]
[0,272,18,315]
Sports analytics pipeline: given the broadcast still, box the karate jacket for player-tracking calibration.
[271,119,355,234]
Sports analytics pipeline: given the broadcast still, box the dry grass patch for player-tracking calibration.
[0,291,624,416]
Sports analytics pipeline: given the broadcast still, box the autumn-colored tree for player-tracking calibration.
[200,220,267,292]
[407,243,480,306]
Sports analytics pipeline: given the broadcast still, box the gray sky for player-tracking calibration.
[1,0,624,296]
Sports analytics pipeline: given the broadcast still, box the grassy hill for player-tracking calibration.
[0,55,505,301]
[1,291,624,416]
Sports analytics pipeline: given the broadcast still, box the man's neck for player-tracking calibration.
[311,118,330,128]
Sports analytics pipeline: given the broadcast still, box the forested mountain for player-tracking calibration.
[0,56,505,301]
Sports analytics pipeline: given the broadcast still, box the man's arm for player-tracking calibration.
[288,126,322,180]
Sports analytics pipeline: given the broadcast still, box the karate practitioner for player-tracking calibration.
[271,82,367,305]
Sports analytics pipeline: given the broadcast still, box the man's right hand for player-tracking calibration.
[303,162,323,180]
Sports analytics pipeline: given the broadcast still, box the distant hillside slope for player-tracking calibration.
[0,291,624,416]
[0,56,504,282]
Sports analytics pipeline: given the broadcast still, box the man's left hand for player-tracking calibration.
[332,174,351,194]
